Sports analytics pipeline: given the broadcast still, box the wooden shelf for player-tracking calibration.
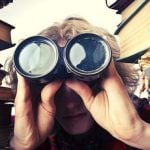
[0,39,15,50]
[0,87,14,102]
[0,20,15,50]
[0,68,14,102]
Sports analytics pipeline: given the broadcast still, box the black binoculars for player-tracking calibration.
[13,33,112,84]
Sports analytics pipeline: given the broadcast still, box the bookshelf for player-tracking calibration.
[0,1,15,148]
[108,0,150,63]
[0,64,14,102]
[0,64,14,148]
[0,0,13,9]
[0,20,15,50]
[0,19,15,102]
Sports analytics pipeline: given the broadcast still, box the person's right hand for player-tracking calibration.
[10,74,62,150]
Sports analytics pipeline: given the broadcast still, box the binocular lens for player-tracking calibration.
[14,36,58,78]
[65,33,111,77]
[14,33,112,83]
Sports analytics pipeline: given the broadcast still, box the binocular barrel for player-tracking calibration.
[13,33,112,83]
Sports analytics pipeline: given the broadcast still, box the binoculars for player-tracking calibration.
[13,33,112,84]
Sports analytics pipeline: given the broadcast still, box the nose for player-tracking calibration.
[55,84,84,106]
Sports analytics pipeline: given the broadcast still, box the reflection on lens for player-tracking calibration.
[64,33,111,80]
[19,42,56,76]
[69,43,86,67]
[69,40,108,72]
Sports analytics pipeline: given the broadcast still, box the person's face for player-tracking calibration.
[54,39,94,135]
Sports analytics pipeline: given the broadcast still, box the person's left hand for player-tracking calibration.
[65,61,144,147]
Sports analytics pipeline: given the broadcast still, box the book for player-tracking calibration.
[0,20,15,50]
[121,0,146,20]
[0,0,13,9]
[0,67,7,85]
[0,86,14,101]
[0,65,14,102]
[114,0,150,62]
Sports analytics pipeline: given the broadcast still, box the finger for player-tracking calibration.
[101,62,137,119]
[65,80,94,109]
[15,73,30,102]
[103,61,119,79]
[13,74,36,143]
[101,62,126,95]
[37,81,63,137]
[15,73,33,117]
[41,80,63,109]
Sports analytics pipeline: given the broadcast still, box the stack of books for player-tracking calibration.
[109,0,150,63]
[0,20,15,50]
[0,0,13,9]
[0,65,14,102]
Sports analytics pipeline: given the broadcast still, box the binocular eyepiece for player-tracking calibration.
[13,33,112,84]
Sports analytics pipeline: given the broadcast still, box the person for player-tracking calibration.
[5,17,150,150]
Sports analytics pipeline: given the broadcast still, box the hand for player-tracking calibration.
[10,74,62,150]
[66,61,147,148]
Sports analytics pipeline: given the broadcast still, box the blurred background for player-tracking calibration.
[0,0,121,65]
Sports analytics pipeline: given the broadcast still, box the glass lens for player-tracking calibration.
[68,35,110,73]
[18,42,57,76]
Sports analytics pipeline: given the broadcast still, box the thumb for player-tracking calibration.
[41,80,63,108]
